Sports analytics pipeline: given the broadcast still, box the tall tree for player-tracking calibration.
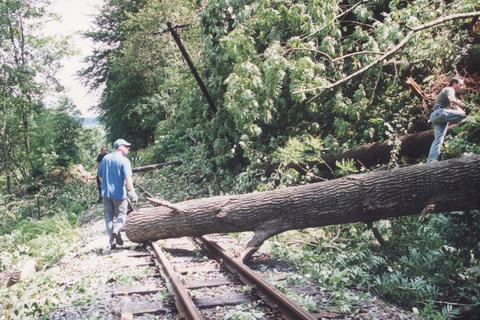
[82,0,208,149]
[81,0,152,147]
[0,0,69,190]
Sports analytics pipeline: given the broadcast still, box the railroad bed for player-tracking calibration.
[112,183,318,319]
[112,235,320,319]
[46,182,417,320]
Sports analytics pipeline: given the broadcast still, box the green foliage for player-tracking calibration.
[114,267,154,286]
[0,180,96,270]
[135,144,217,202]
[334,159,358,177]
[224,304,265,320]
[0,178,98,318]
[274,281,318,312]
[375,214,480,307]
[0,0,92,196]
[443,109,480,159]
[0,274,63,319]
[83,0,202,148]
[29,97,85,176]
[269,211,480,318]
[82,0,480,176]
[272,135,324,164]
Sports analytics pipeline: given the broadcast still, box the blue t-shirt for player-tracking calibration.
[97,152,132,200]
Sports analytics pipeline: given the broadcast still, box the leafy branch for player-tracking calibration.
[295,11,480,98]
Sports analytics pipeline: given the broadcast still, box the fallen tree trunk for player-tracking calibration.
[0,259,36,287]
[284,76,463,177]
[286,125,457,178]
[126,156,480,254]
[132,160,182,173]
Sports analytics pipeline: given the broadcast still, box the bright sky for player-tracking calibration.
[44,0,105,117]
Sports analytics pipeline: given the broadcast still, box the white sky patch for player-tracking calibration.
[44,0,105,117]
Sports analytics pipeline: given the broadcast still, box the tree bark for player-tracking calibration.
[125,155,480,248]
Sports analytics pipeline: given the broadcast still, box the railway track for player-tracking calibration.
[111,183,317,319]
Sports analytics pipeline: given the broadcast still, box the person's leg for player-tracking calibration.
[112,199,127,245]
[103,197,115,248]
[427,108,466,163]
[427,122,448,163]
[443,109,466,122]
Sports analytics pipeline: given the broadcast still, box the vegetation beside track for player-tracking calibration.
[0,180,100,318]
[1,0,480,319]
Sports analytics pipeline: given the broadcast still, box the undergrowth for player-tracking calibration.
[269,212,480,319]
[0,179,97,318]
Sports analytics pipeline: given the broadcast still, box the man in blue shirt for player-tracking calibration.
[97,139,138,249]
[427,76,467,163]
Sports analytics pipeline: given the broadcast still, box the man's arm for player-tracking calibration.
[125,176,135,193]
[97,161,103,180]
[125,176,134,193]
[447,90,465,111]
[125,175,138,203]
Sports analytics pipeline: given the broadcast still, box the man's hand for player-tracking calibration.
[128,190,139,203]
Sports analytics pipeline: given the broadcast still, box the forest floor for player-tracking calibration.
[36,202,418,319]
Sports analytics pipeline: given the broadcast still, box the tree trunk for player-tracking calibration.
[285,125,457,179]
[21,104,30,155]
[0,107,11,193]
[6,174,11,194]
[125,156,480,250]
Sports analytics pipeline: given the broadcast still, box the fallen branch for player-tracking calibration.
[147,197,182,212]
[283,124,457,179]
[132,160,182,173]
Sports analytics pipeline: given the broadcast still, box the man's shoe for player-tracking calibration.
[110,242,117,250]
[114,232,124,246]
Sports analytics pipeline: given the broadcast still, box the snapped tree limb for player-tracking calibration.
[132,160,182,173]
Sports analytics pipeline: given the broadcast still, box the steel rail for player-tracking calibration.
[198,236,316,320]
[151,241,203,320]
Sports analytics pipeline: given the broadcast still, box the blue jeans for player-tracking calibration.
[103,197,128,244]
[427,107,465,163]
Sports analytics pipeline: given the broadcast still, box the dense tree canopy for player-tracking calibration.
[83,0,480,176]
[82,0,202,148]
[0,0,103,192]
